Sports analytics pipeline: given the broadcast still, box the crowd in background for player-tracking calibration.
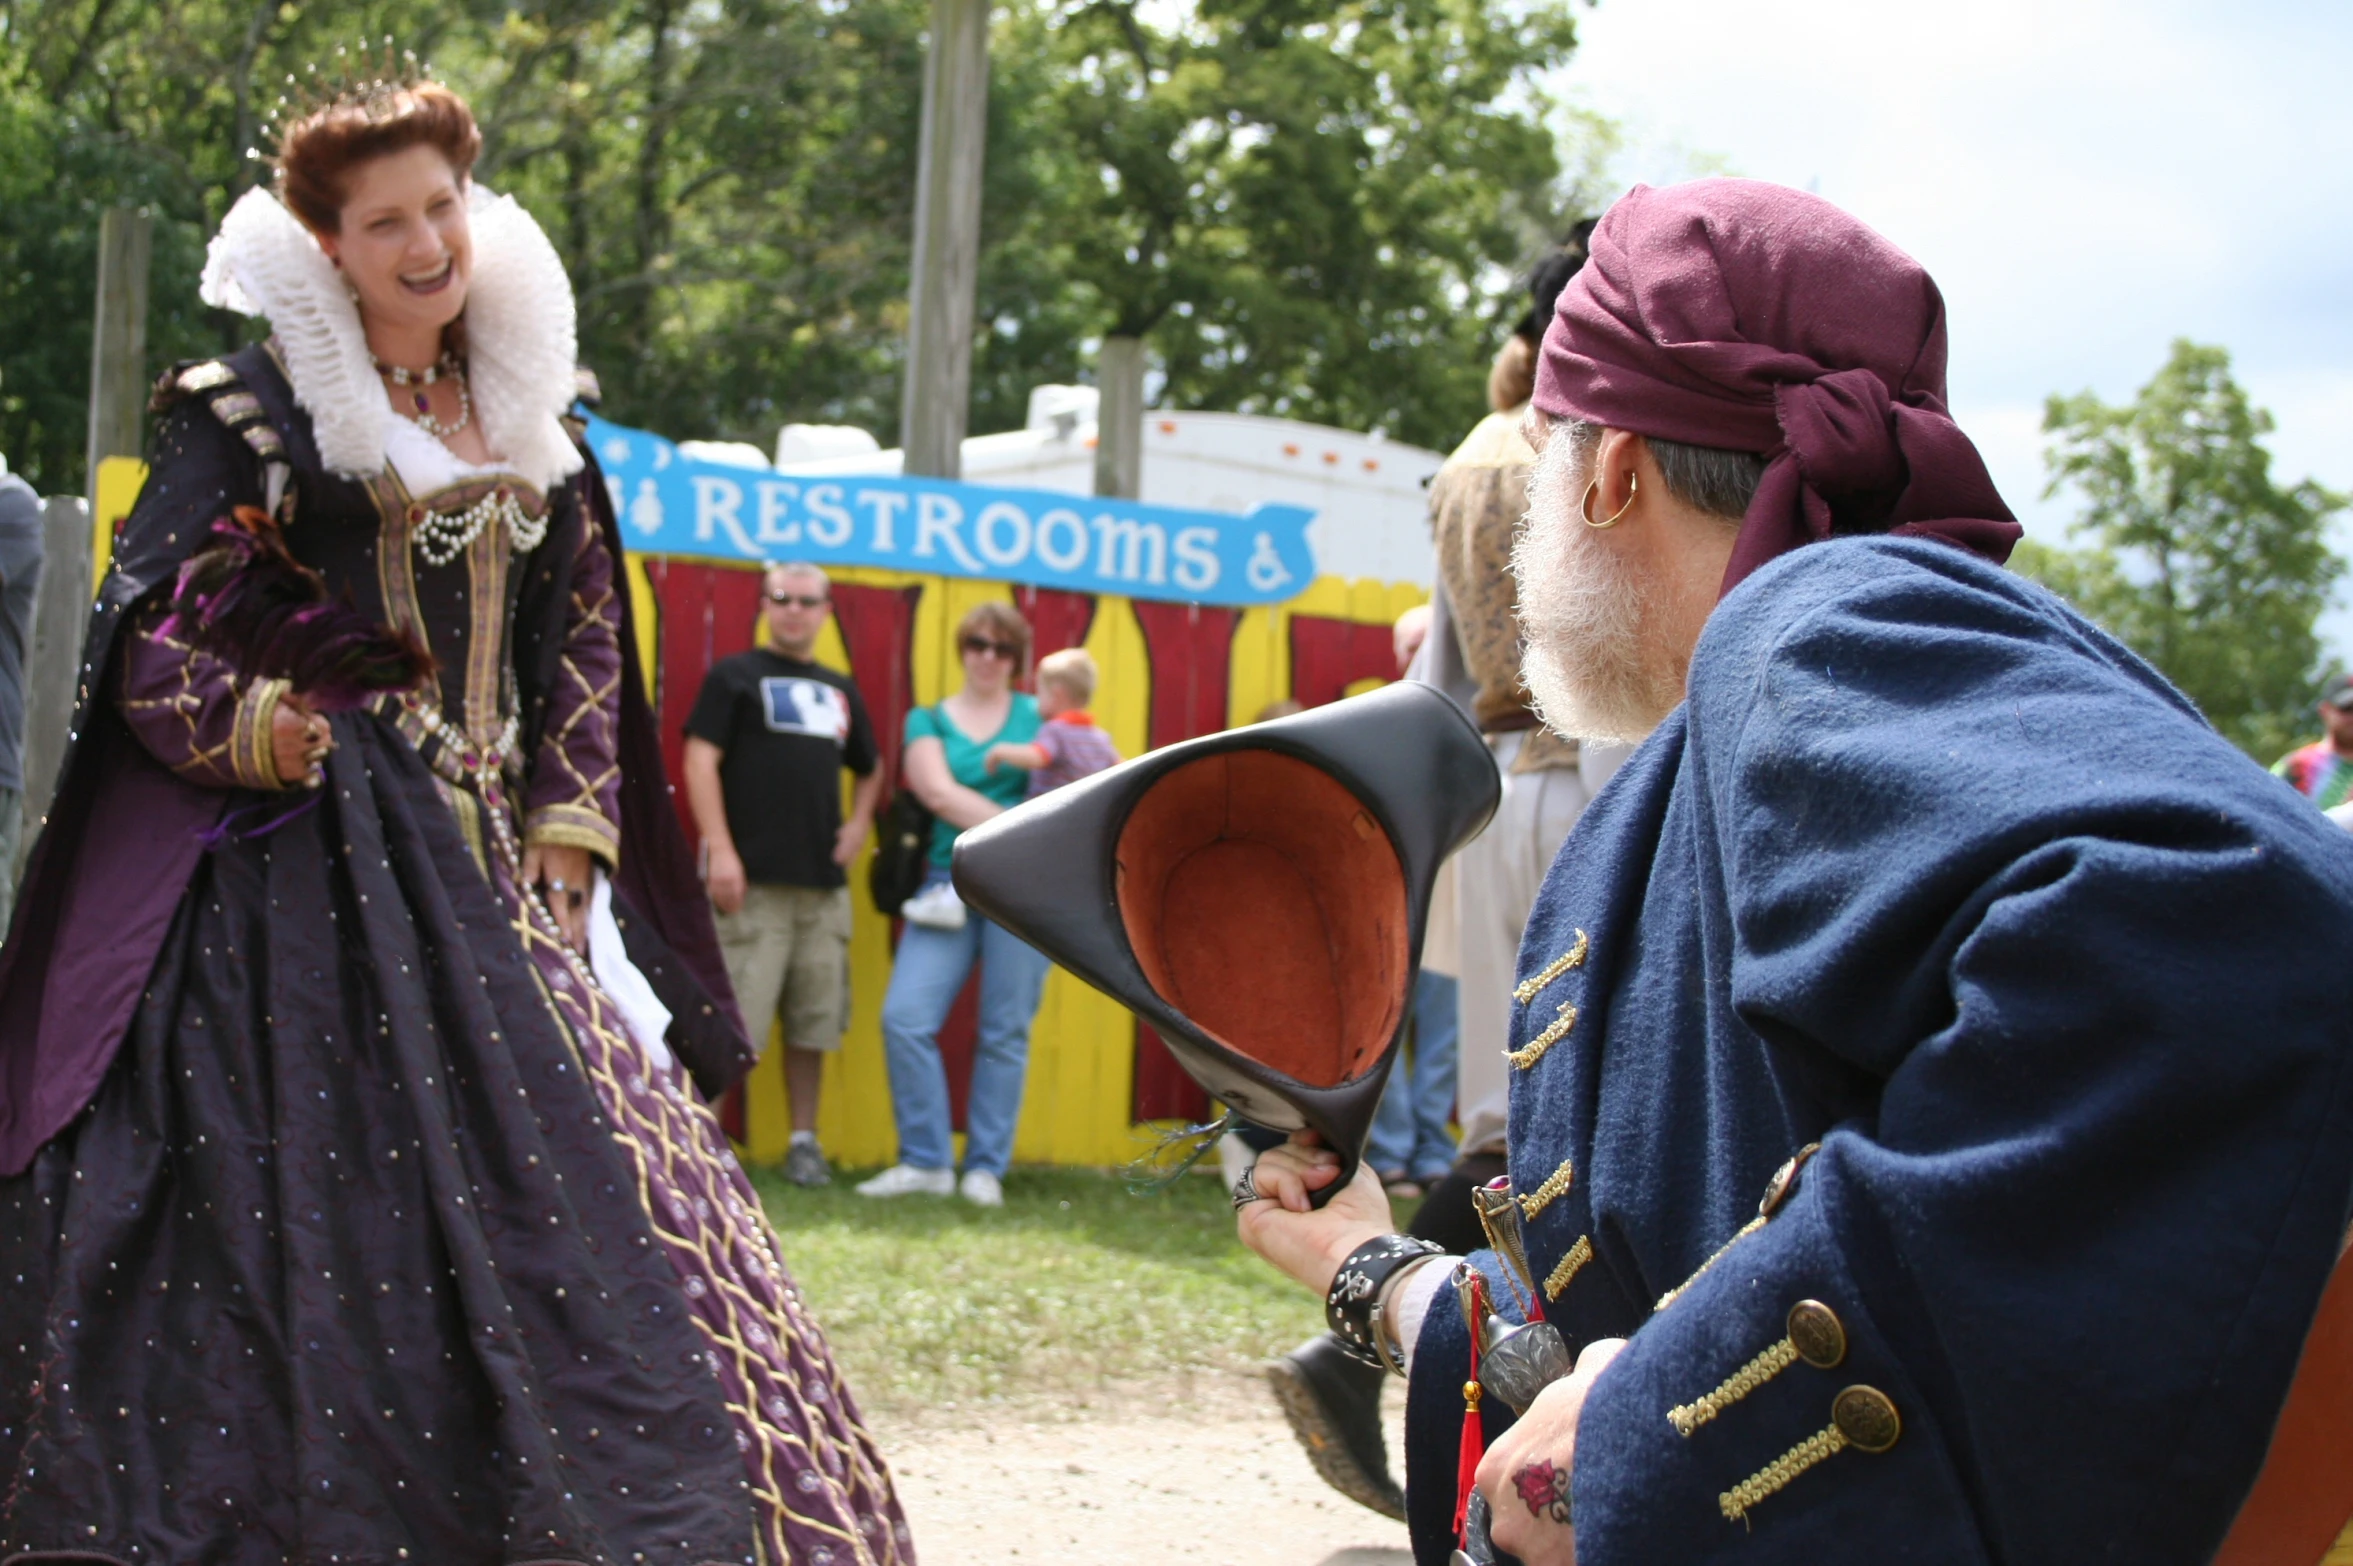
[683,572,1125,1205]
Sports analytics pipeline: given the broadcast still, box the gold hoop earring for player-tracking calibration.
[1581,473,1638,530]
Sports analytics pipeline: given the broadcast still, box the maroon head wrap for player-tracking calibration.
[1532,180,2020,596]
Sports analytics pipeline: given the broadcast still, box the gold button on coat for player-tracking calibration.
[1831,1386,1902,1453]
[1786,1300,1847,1369]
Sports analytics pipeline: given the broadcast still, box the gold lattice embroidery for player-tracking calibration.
[1518,1157,1575,1219]
[1507,1002,1577,1071]
[119,614,280,789]
[526,533,626,843]
[1514,930,1589,1005]
[1543,1235,1593,1302]
[1655,1214,1767,1314]
[1720,1423,1848,1524]
[479,797,905,1565]
[1668,1337,1799,1436]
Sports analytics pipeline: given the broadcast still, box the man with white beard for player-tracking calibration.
[1236,180,2353,1566]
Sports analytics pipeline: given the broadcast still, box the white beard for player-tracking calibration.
[1510,430,1686,745]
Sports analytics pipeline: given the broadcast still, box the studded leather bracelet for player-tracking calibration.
[1327,1234,1448,1371]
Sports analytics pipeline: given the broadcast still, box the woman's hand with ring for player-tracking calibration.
[1234,1131,1396,1296]
[522,842,594,955]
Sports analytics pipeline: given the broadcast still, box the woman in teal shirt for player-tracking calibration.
[858,603,1050,1207]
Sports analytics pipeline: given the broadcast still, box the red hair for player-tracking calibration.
[275,81,481,234]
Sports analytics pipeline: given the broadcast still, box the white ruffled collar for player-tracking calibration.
[200,183,586,494]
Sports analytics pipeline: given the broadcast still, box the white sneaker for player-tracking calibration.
[901,880,968,930]
[856,1163,955,1198]
[958,1169,1004,1207]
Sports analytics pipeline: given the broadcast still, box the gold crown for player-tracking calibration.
[247,37,438,163]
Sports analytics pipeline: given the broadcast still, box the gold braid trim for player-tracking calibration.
[1543,1235,1593,1302]
[1719,1424,1848,1524]
[1668,1336,1799,1436]
[1518,1157,1575,1219]
[1514,930,1589,1004]
[1507,1002,1576,1071]
[1656,1214,1767,1314]
[525,802,622,869]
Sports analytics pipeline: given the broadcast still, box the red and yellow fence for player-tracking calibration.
[634,559,1424,1169]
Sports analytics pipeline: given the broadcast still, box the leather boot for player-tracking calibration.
[1266,1331,1403,1519]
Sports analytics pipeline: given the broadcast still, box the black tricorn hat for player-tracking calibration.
[952,682,1500,1190]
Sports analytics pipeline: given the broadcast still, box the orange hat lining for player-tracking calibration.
[1113,750,1409,1089]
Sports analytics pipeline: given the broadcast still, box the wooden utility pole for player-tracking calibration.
[1093,335,1146,499]
[85,208,152,499]
[901,0,991,480]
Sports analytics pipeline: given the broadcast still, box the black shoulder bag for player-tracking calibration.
[868,707,942,917]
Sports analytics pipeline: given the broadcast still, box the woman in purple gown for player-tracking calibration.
[0,74,909,1566]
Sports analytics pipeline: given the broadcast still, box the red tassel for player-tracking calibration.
[1453,1270,1488,1542]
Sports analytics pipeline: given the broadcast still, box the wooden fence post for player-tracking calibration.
[15,496,93,874]
[13,206,151,878]
[901,0,991,480]
[1093,335,1146,500]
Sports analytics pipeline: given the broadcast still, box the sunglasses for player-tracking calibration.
[766,591,828,608]
[961,636,1022,660]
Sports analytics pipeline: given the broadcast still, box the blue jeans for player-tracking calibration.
[879,873,1053,1176]
[1365,970,1459,1181]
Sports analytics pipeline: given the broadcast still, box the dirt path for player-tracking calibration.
[874,1371,1414,1564]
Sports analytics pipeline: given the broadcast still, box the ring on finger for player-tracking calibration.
[1231,1164,1265,1211]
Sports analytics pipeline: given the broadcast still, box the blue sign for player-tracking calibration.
[586,414,1318,607]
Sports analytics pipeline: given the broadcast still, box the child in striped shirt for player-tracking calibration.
[986,647,1122,796]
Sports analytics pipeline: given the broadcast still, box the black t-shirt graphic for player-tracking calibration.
[685,649,879,889]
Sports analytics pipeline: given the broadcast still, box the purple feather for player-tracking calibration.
[164,507,436,712]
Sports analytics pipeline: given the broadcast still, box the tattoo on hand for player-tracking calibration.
[1512,1461,1571,1527]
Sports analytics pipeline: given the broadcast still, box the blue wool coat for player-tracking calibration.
[1403,535,2353,1565]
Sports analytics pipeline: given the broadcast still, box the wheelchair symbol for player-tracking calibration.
[1246,532,1293,593]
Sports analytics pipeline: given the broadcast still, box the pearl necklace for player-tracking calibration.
[375,349,472,440]
[412,482,551,568]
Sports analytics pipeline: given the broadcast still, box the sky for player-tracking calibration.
[1554,0,2353,648]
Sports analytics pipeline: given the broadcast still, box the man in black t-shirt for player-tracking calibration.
[684,563,881,1186]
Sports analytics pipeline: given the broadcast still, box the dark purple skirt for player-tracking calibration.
[0,719,903,1564]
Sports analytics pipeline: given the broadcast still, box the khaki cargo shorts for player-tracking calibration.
[714,883,854,1054]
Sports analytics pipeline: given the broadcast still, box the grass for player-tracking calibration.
[754,1164,1351,1421]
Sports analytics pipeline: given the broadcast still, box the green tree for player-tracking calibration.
[460,0,934,444]
[2017,339,2348,761]
[984,0,1589,452]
